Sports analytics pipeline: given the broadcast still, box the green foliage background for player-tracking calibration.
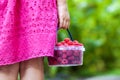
[45,0,120,78]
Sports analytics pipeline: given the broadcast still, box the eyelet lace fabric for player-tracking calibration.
[0,0,58,65]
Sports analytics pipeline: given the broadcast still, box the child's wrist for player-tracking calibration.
[57,0,67,6]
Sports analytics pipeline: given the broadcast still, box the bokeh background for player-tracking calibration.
[45,0,120,80]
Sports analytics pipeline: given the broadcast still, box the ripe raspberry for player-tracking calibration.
[53,61,58,65]
[57,57,62,62]
[48,57,56,65]
[54,51,59,57]
[72,61,78,64]
[68,56,75,60]
[64,43,69,46]
[73,51,80,56]
[78,43,83,46]
[61,59,68,64]
[67,51,73,56]
[64,38,70,43]
[73,40,79,44]
[67,41,73,45]
[76,61,80,64]
[61,41,65,45]
[56,42,62,46]
[58,51,63,56]
[62,50,67,53]
[62,54,67,58]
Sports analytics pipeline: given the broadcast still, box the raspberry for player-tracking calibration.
[54,51,59,57]
[76,61,80,64]
[76,57,80,61]
[72,61,78,64]
[78,43,83,46]
[62,50,67,53]
[53,61,57,65]
[57,57,62,62]
[73,51,80,56]
[73,40,79,44]
[58,51,63,56]
[68,56,75,60]
[64,43,69,46]
[61,41,65,45]
[62,54,67,58]
[67,41,73,45]
[48,57,56,65]
[67,51,73,56]
[61,59,68,64]
[56,42,62,46]
[64,38,70,43]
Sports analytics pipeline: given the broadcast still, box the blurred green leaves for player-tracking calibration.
[45,0,120,78]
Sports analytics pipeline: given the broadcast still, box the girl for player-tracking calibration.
[0,0,70,80]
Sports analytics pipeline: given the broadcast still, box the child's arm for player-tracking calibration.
[57,0,70,29]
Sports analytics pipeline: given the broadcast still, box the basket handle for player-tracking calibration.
[67,29,74,41]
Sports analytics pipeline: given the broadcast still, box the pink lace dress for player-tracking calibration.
[0,0,58,65]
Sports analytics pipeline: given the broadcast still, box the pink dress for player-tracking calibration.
[0,0,58,65]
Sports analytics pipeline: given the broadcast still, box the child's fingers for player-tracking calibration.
[58,16,70,29]
[59,18,61,28]
[63,17,70,29]
[66,18,70,29]
[59,17,64,29]
[62,18,66,29]
[66,21,69,29]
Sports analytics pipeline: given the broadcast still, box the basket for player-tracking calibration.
[48,29,85,67]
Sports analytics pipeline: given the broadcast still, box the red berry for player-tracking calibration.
[61,59,68,64]
[54,52,59,57]
[73,40,79,44]
[73,52,79,56]
[78,43,83,46]
[56,42,62,46]
[64,38,70,43]
[58,51,63,56]
[60,41,65,45]
[67,51,72,56]
[72,61,78,64]
[57,57,62,62]
[53,61,57,64]
[68,56,75,60]
[62,54,67,58]
[76,61,80,64]
[76,57,80,61]
[73,40,80,45]
[48,57,56,65]
[64,43,69,46]
[67,41,73,45]
[62,50,67,53]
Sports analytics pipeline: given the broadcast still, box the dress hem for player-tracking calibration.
[0,54,54,66]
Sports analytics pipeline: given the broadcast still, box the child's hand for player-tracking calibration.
[57,0,70,29]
